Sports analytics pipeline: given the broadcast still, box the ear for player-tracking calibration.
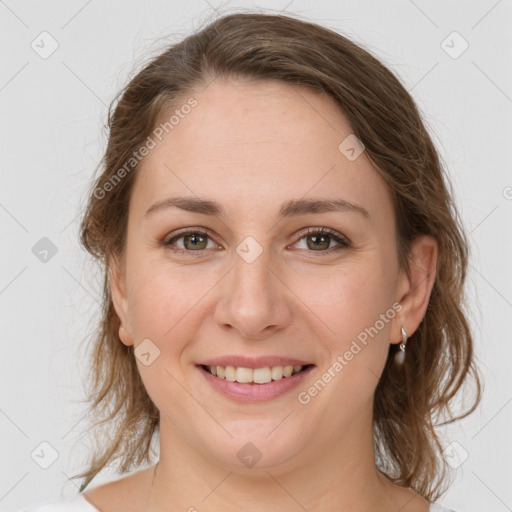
[391,234,438,344]
[109,252,134,347]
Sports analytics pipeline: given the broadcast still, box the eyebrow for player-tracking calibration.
[144,196,370,219]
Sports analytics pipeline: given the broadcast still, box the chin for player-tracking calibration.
[200,424,307,472]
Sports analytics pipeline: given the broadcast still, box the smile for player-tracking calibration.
[197,364,315,402]
[201,364,311,384]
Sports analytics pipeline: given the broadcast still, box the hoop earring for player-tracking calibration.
[394,326,408,365]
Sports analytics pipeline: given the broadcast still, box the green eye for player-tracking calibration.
[163,227,350,256]
[164,229,214,252]
[293,227,350,254]
[180,233,208,250]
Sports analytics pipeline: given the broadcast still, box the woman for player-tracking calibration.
[19,11,481,512]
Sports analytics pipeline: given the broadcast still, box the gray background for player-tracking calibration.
[1,1,511,511]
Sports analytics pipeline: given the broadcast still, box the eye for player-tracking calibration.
[162,226,350,256]
[162,228,220,253]
[292,227,351,255]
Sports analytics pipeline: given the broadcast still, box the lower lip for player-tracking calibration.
[197,365,315,402]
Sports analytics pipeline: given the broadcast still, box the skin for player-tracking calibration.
[85,77,438,512]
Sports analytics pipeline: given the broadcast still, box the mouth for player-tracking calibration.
[198,363,315,384]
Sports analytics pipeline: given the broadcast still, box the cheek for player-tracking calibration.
[125,258,219,346]
[124,265,203,406]
[292,256,395,348]
[128,273,184,341]
[295,261,397,415]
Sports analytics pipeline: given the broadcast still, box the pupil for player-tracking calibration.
[185,234,206,250]
[308,234,329,250]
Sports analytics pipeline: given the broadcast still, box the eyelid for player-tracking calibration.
[162,226,350,255]
[294,226,351,246]
[163,227,218,250]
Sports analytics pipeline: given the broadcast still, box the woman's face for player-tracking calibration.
[111,77,432,472]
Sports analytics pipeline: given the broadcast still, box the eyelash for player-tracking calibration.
[162,227,351,256]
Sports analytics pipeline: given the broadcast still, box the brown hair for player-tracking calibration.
[75,10,482,501]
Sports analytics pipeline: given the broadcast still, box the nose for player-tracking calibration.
[214,241,293,341]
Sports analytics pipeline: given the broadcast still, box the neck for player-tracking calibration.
[147,411,418,512]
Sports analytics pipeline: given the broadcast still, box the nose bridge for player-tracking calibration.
[232,235,275,310]
[215,234,291,338]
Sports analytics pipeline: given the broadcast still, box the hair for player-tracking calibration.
[75,10,482,502]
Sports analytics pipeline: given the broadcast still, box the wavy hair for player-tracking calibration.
[75,11,482,501]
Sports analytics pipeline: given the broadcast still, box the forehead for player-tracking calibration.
[131,78,393,225]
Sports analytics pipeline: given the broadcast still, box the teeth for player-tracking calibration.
[253,367,272,384]
[206,364,304,383]
[271,366,284,381]
[225,366,236,382]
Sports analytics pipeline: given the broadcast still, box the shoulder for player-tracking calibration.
[79,465,155,512]
[16,493,99,512]
[429,504,462,512]
[17,466,154,512]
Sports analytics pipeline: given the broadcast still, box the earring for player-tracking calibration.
[394,326,408,365]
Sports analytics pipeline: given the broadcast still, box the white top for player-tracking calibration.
[17,493,98,511]
[17,493,461,511]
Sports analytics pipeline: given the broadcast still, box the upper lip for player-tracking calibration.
[198,356,314,369]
